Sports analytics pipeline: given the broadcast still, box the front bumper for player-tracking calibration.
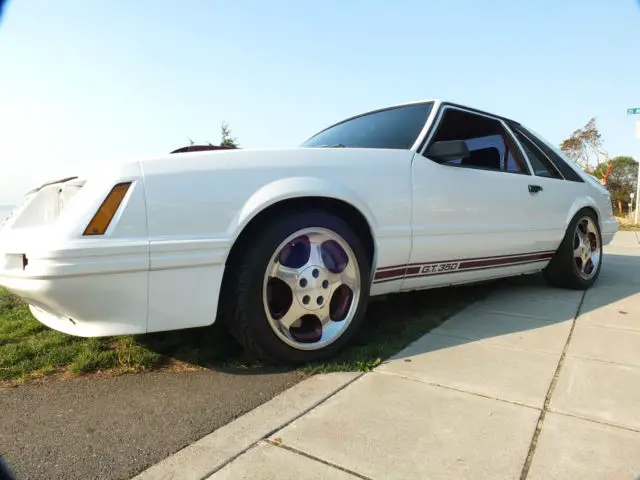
[1,232,231,337]
[0,237,150,337]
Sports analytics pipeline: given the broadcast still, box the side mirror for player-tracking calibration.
[425,140,470,163]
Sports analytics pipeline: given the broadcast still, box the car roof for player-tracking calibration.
[369,99,520,125]
[303,99,522,145]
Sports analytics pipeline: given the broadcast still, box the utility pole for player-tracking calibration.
[635,162,640,225]
[628,108,640,224]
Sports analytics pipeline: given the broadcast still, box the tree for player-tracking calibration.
[592,156,638,215]
[183,122,240,149]
[220,121,239,148]
[560,117,610,183]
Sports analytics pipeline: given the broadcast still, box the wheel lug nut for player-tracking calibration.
[300,278,307,288]
[312,269,320,278]
[302,295,310,305]
[317,296,324,305]
[322,280,329,289]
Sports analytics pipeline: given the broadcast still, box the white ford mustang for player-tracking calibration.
[0,100,619,363]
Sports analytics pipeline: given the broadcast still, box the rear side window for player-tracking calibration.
[513,124,585,182]
[511,129,562,179]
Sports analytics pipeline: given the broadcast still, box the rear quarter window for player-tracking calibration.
[514,124,585,182]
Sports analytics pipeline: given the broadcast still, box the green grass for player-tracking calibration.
[615,216,640,231]
[619,223,640,231]
[0,290,161,383]
[0,282,492,384]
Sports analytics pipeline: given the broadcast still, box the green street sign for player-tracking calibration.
[627,107,640,115]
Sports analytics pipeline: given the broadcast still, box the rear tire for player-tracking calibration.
[223,209,371,364]
[543,209,602,290]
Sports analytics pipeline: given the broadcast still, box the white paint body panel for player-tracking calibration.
[0,100,619,337]
[410,157,562,258]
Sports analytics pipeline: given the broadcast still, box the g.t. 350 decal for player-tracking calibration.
[373,250,557,284]
[420,262,460,274]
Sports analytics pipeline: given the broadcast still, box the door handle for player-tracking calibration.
[528,184,543,193]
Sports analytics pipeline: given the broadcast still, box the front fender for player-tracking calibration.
[229,176,379,239]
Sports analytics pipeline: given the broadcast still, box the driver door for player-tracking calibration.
[404,105,558,291]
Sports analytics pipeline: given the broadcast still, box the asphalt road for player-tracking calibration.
[0,368,301,480]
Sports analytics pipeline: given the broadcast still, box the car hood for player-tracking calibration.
[136,146,395,173]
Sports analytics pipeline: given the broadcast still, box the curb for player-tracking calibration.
[132,372,363,480]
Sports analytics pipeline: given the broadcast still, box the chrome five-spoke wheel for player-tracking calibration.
[544,209,602,290]
[573,216,601,280]
[224,210,370,364]
[263,228,361,351]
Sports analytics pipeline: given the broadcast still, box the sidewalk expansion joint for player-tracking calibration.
[462,308,569,322]
[374,370,541,411]
[198,372,365,480]
[564,353,640,370]
[265,439,375,480]
[549,410,640,434]
[467,309,566,324]
[426,331,563,357]
[519,290,586,480]
[573,322,640,334]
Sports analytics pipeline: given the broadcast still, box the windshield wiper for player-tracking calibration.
[316,143,347,148]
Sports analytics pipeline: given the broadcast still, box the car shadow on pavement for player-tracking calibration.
[135,280,496,375]
[135,252,640,373]
[385,251,640,361]
[135,319,294,375]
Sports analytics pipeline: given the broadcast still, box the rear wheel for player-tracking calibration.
[224,210,371,364]
[543,209,602,290]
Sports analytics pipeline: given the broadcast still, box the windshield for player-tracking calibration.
[301,103,434,150]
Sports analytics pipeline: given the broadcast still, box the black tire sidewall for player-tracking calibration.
[237,209,371,364]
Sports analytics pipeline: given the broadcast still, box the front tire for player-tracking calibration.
[225,210,371,364]
[543,209,603,290]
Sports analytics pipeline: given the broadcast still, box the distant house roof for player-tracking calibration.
[170,144,239,154]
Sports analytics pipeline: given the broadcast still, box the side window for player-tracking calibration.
[425,108,529,174]
[511,128,563,179]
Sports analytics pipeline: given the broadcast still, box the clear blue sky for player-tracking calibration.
[1,0,639,204]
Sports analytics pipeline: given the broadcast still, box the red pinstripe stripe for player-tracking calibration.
[373,250,554,284]
[375,250,556,272]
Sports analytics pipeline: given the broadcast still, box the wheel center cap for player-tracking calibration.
[295,266,330,311]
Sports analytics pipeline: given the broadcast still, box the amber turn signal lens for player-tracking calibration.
[83,182,132,236]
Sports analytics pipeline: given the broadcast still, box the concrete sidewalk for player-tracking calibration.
[137,232,640,480]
